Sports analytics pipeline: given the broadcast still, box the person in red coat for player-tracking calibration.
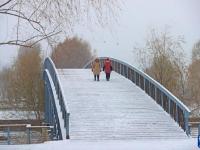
[103,58,113,81]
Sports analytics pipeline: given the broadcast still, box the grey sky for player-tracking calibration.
[0,0,200,69]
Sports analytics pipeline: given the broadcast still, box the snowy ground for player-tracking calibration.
[0,139,199,150]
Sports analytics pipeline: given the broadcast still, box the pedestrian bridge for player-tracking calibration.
[43,57,191,140]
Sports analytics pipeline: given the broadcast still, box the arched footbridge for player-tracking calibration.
[43,57,191,140]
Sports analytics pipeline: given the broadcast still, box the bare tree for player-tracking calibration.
[4,43,44,120]
[187,40,200,112]
[0,0,120,47]
[51,37,94,68]
[173,53,188,101]
[135,28,187,99]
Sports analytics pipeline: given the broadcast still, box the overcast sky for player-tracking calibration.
[0,0,200,69]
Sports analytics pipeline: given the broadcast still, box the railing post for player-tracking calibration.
[176,105,179,123]
[139,75,141,88]
[150,83,152,97]
[126,66,128,78]
[161,92,164,107]
[168,98,171,114]
[134,71,136,83]
[123,66,125,76]
[145,78,147,91]
[7,127,10,145]
[66,113,70,139]
[115,61,117,72]
[49,96,52,125]
[198,124,200,136]
[122,64,124,75]
[144,79,146,92]
[45,81,49,123]
[127,67,129,79]
[184,112,190,136]
[120,64,123,75]
[148,81,150,95]
[119,63,121,74]
[52,106,56,138]
[155,87,157,101]
[26,127,31,144]
[123,65,124,76]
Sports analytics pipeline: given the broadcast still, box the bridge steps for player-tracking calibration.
[57,69,188,140]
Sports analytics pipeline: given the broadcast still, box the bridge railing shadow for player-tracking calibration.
[84,57,191,136]
[44,57,70,140]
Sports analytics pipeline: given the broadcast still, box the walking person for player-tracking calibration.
[91,58,101,81]
[103,58,112,81]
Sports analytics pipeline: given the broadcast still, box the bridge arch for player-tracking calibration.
[43,57,191,140]
[44,57,70,140]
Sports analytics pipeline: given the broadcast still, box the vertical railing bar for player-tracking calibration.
[168,98,171,115]
[66,113,70,139]
[176,105,179,123]
[184,112,189,135]
[127,67,129,79]
[7,127,10,145]
[27,128,31,144]
[134,71,136,84]
[159,91,163,107]
[155,87,157,102]
[139,74,141,87]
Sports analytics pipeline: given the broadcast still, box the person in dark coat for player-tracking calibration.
[103,58,112,81]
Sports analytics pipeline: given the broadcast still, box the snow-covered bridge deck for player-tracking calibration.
[57,69,187,140]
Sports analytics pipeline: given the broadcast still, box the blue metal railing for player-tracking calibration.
[44,57,70,139]
[43,70,63,140]
[0,124,53,144]
[84,57,191,136]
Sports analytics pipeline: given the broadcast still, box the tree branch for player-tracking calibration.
[0,0,13,8]
[0,10,40,24]
[30,30,62,47]
[0,41,32,47]
[0,30,61,47]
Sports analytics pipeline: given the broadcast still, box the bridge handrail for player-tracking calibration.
[43,70,62,140]
[84,57,191,136]
[44,57,70,139]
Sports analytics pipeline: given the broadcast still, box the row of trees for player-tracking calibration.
[136,28,200,114]
[0,37,94,120]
